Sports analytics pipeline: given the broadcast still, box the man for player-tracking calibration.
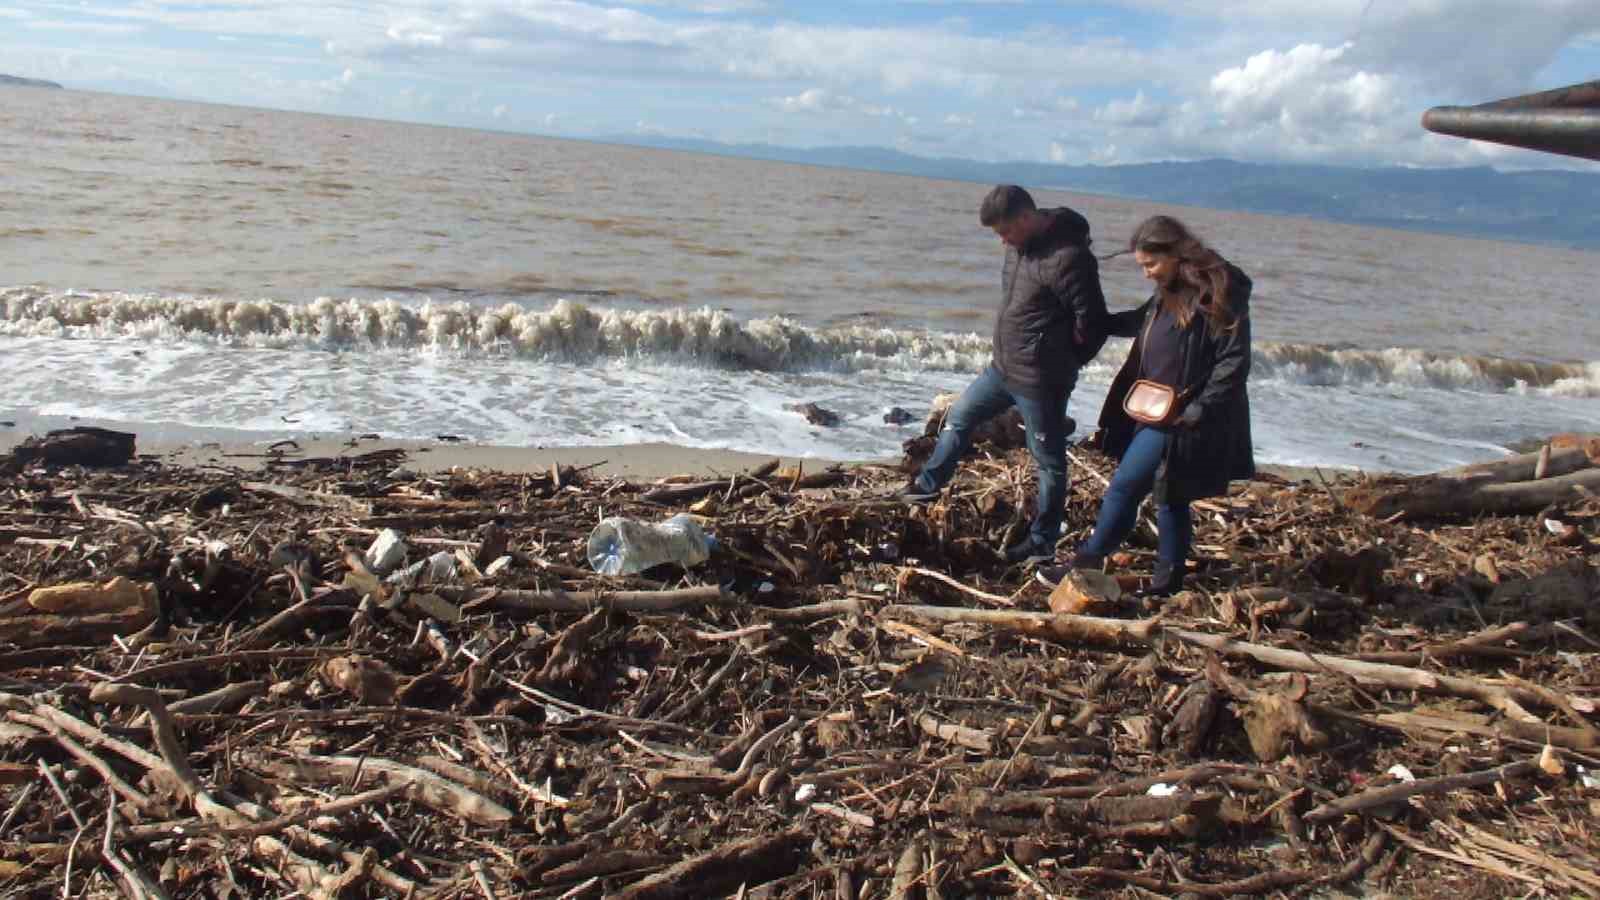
[900,185,1108,565]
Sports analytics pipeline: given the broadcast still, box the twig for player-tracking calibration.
[1303,758,1539,823]
[102,792,171,900]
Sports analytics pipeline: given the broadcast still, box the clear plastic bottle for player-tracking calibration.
[587,513,715,575]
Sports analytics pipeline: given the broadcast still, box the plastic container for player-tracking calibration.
[587,513,715,575]
[386,550,457,586]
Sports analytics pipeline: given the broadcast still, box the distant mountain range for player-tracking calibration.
[0,73,64,89]
[609,136,1600,250]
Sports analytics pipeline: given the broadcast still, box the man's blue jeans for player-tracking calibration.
[1079,425,1192,568]
[913,364,1072,549]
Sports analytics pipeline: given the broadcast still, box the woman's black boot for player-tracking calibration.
[1137,563,1183,598]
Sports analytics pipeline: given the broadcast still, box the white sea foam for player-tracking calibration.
[4,288,1596,402]
[4,287,1598,473]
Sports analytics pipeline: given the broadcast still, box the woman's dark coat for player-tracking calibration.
[1096,263,1254,504]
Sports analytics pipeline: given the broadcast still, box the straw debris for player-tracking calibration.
[2,429,1597,898]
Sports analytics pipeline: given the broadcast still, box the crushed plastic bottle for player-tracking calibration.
[386,550,457,586]
[587,513,715,576]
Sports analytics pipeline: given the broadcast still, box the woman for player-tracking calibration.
[1038,215,1253,597]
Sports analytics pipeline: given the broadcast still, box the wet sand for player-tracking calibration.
[0,410,1357,483]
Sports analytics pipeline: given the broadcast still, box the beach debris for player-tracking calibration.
[320,654,402,705]
[26,575,157,615]
[1,430,1596,897]
[365,527,410,574]
[0,425,135,471]
[587,512,714,575]
[1344,433,1600,519]
[904,391,1027,460]
[387,549,458,585]
[1046,567,1121,615]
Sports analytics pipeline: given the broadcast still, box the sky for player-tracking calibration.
[3,1,1598,170]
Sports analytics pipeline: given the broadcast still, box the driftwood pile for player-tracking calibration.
[2,427,1598,899]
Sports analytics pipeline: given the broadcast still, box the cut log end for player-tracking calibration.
[1048,569,1122,615]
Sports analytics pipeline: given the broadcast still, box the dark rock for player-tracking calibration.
[1,426,135,472]
[882,407,915,425]
[785,402,840,428]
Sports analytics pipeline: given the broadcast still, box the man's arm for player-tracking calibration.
[1051,247,1108,351]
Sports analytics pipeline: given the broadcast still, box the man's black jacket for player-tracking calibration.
[992,207,1109,397]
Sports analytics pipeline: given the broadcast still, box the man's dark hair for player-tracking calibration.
[979,185,1036,226]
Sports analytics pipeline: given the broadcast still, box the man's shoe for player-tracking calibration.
[1004,538,1054,566]
[895,481,940,503]
[1033,552,1105,588]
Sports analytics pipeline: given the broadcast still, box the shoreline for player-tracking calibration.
[1,411,1363,484]
[0,411,879,481]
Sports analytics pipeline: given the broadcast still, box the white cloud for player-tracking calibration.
[1013,95,1082,120]
[0,0,1594,169]
[1210,44,1398,125]
[1094,90,1165,127]
[25,18,143,34]
[767,88,920,124]
[771,87,848,113]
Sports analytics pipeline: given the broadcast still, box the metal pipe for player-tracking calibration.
[1422,108,1600,161]
[1422,79,1600,162]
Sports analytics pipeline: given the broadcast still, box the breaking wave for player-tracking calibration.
[0,286,993,374]
[2,287,1596,396]
[1253,341,1599,396]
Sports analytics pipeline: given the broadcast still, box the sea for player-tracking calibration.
[3,86,1597,474]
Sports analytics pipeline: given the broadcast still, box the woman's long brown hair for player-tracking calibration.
[1129,215,1237,332]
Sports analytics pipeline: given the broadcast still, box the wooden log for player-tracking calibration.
[1365,710,1598,752]
[881,605,1160,648]
[1435,444,1596,483]
[753,598,866,622]
[27,576,157,615]
[0,608,155,647]
[1351,621,1531,666]
[241,481,372,516]
[640,480,734,505]
[244,753,513,827]
[884,605,1588,722]
[1303,759,1538,823]
[448,584,728,614]
[1345,466,1600,519]
[1165,627,1558,722]
[898,567,1015,608]
[1061,865,1317,897]
[609,829,810,900]
[915,712,993,754]
[1047,569,1120,615]
[887,839,924,900]
[953,787,1221,838]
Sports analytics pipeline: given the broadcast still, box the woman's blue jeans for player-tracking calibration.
[1080,425,1192,568]
[913,364,1072,549]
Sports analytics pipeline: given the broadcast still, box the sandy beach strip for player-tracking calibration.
[0,410,882,480]
[0,409,1354,484]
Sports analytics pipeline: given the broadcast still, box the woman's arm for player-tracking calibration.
[1105,299,1151,338]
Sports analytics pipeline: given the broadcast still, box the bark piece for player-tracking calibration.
[610,829,810,900]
